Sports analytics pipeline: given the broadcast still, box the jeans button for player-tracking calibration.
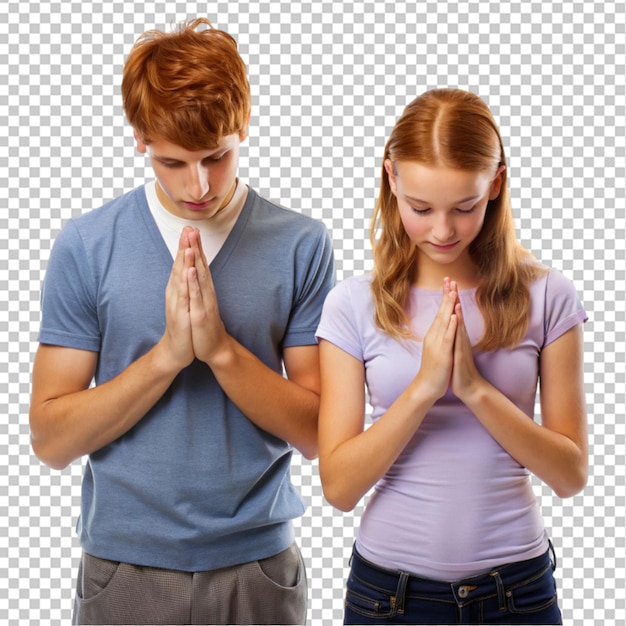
[458,586,470,598]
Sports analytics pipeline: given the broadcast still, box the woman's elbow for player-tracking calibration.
[320,475,360,512]
[553,464,588,499]
[324,491,357,513]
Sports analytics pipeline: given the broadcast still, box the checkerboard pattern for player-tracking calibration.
[2,2,625,624]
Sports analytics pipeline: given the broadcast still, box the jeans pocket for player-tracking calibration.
[505,564,558,615]
[345,573,396,619]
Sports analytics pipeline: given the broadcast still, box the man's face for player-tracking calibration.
[136,132,245,220]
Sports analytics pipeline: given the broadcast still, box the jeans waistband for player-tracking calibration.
[350,543,556,609]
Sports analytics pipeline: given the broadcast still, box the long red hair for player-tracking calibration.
[371,89,544,350]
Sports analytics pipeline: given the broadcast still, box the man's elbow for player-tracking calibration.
[30,435,73,471]
[294,436,318,461]
[29,409,73,471]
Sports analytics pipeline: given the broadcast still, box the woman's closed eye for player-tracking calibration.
[409,205,477,215]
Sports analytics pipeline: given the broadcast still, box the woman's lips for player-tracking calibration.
[429,241,459,251]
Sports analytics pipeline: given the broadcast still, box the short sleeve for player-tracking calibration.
[281,225,336,348]
[543,268,588,347]
[315,278,365,362]
[38,221,101,351]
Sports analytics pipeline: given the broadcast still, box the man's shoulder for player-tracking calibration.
[247,188,327,236]
[68,186,147,231]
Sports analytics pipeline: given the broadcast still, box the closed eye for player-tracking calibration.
[410,205,477,215]
[204,152,228,163]
[456,205,477,214]
[155,152,228,168]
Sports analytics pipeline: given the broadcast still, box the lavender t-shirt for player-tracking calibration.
[316,268,587,580]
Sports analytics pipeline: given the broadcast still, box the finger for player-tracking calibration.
[435,283,457,323]
[178,226,194,249]
[453,302,474,355]
[165,243,189,305]
[446,312,459,342]
[187,248,220,319]
[187,267,203,313]
[454,301,463,323]
[174,249,193,303]
[193,228,208,262]
[454,302,469,336]
[199,264,219,314]
[186,228,209,273]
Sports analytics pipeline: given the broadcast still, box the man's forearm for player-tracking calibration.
[30,341,183,470]
[205,336,320,459]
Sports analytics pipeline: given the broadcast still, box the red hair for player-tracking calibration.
[371,89,545,350]
[121,18,250,149]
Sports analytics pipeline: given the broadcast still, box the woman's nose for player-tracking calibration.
[431,217,454,242]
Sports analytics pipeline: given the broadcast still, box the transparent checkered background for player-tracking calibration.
[2,1,625,624]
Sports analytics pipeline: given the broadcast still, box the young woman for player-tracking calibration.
[316,89,587,625]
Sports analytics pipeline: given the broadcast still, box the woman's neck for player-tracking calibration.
[413,251,481,291]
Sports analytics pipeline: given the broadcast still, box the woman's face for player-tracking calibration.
[385,160,504,280]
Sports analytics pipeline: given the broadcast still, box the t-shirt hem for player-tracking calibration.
[38,329,100,352]
[355,534,550,582]
[544,309,588,347]
[282,328,321,348]
[315,328,362,361]
[80,521,296,573]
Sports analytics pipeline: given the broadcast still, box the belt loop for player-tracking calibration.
[393,572,409,616]
[548,539,557,572]
[490,571,507,611]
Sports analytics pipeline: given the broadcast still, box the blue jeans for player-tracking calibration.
[344,544,562,625]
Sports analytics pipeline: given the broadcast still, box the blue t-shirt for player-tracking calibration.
[39,185,335,571]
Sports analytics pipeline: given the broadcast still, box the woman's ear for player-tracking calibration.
[384,159,398,196]
[489,164,506,200]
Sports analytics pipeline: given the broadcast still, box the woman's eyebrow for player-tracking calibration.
[404,193,481,205]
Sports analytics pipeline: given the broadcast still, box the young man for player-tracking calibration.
[29,18,334,625]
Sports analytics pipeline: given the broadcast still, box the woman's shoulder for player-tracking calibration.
[527,263,581,299]
[322,274,375,315]
[328,273,374,299]
[526,264,587,341]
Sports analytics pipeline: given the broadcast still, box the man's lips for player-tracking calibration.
[184,200,212,210]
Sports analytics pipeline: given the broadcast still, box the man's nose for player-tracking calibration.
[187,164,210,200]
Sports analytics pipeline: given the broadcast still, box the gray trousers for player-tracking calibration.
[72,543,307,625]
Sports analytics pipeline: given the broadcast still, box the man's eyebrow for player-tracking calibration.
[153,155,183,162]
[152,147,229,162]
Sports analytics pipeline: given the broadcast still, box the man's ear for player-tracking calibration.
[134,130,148,154]
[489,164,506,200]
[239,109,252,142]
